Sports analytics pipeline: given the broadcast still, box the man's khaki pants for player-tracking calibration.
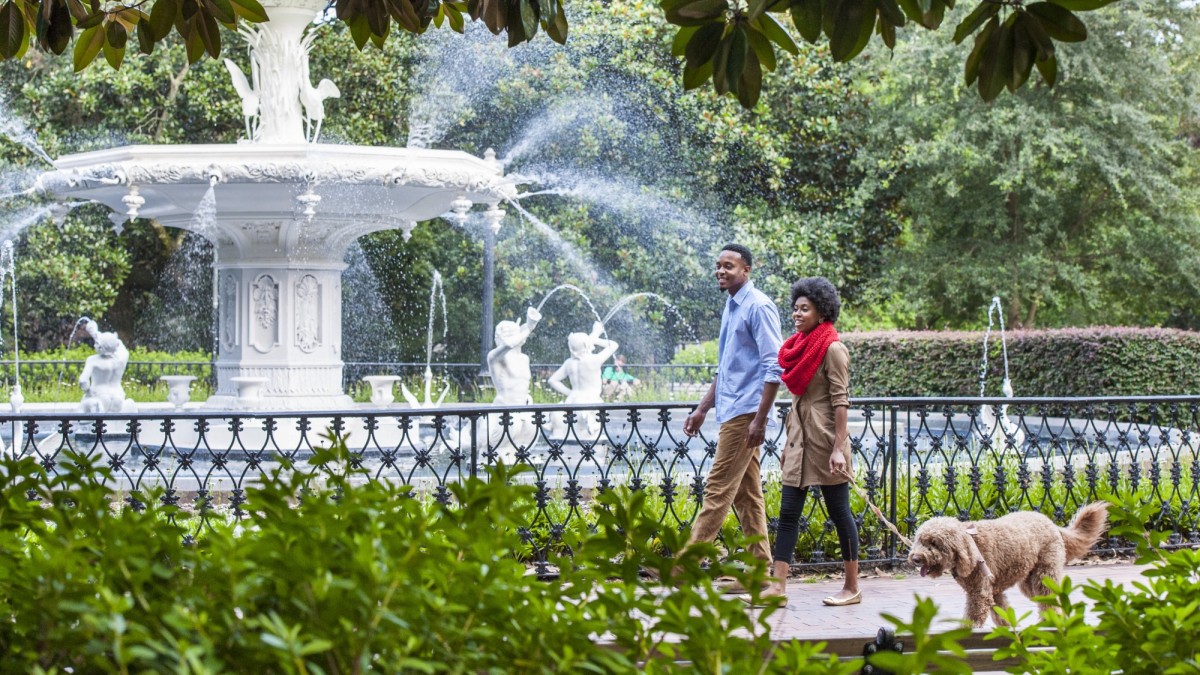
[685,412,772,562]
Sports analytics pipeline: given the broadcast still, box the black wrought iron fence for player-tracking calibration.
[1,396,1196,574]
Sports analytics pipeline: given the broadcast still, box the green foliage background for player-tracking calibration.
[0,0,1196,364]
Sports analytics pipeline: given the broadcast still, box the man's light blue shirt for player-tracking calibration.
[714,280,784,424]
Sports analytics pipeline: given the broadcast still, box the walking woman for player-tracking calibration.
[770,277,860,605]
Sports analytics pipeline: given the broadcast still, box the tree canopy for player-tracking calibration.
[0,0,1125,108]
[849,0,1200,329]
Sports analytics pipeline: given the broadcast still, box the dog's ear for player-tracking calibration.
[951,526,978,579]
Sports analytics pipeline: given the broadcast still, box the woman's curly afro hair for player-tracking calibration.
[789,277,841,324]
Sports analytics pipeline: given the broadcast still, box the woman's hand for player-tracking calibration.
[829,448,849,479]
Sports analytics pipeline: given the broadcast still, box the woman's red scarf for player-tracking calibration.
[778,321,840,397]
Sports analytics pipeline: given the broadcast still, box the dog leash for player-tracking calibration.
[837,467,914,550]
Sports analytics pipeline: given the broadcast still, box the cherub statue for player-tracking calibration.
[77,319,136,414]
[484,307,542,461]
[547,320,618,438]
[487,307,542,406]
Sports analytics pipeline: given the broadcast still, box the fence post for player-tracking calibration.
[469,414,478,479]
[889,405,899,563]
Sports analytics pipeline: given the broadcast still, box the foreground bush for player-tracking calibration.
[1,437,1196,672]
[0,437,851,673]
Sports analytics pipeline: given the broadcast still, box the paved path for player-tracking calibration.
[760,561,1145,643]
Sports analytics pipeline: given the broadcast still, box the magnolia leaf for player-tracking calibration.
[755,13,797,54]
[746,23,776,72]
[445,2,465,32]
[105,19,127,49]
[875,0,906,28]
[202,0,236,25]
[1016,9,1054,61]
[76,10,104,29]
[482,0,506,34]
[506,6,527,46]
[963,15,995,85]
[789,0,820,42]
[827,0,875,62]
[183,19,205,62]
[45,0,72,53]
[682,58,713,90]
[877,13,896,49]
[921,0,946,28]
[711,31,732,94]
[952,0,998,44]
[1026,2,1086,42]
[367,0,388,34]
[977,19,1010,101]
[519,0,537,40]
[1035,51,1057,86]
[230,0,269,22]
[895,0,923,22]
[737,47,762,107]
[0,2,25,59]
[136,17,154,53]
[65,0,87,21]
[726,23,747,98]
[671,25,699,56]
[1009,14,1034,91]
[684,21,724,68]
[72,24,104,71]
[149,0,179,40]
[548,0,567,42]
[666,0,729,27]
[348,12,371,47]
[102,35,124,68]
[1046,0,1116,9]
[192,11,220,58]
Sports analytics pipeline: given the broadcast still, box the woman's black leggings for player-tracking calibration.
[773,483,859,563]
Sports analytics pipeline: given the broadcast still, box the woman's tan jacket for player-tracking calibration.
[781,341,851,488]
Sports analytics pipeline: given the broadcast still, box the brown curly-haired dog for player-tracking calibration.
[907,502,1108,627]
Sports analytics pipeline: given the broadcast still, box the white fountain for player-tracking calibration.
[34,0,516,410]
[979,296,1025,451]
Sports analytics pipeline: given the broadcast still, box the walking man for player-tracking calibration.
[682,243,783,590]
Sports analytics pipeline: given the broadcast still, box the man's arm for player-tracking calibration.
[745,302,784,448]
[683,379,717,437]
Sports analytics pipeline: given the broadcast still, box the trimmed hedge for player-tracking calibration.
[843,327,1200,397]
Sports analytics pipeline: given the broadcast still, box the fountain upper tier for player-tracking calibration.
[38,144,516,259]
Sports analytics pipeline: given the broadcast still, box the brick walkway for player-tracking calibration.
[760,561,1146,643]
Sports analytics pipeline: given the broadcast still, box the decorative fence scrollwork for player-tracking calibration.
[2,396,1197,574]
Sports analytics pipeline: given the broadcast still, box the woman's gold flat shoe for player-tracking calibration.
[822,590,862,606]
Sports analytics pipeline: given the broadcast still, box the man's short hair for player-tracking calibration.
[720,243,753,268]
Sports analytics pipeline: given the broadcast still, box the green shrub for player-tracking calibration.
[843,327,1200,397]
[673,340,719,366]
[2,437,1197,672]
[0,435,855,674]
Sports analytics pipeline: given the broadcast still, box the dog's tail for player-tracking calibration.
[1060,502,1108,560]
